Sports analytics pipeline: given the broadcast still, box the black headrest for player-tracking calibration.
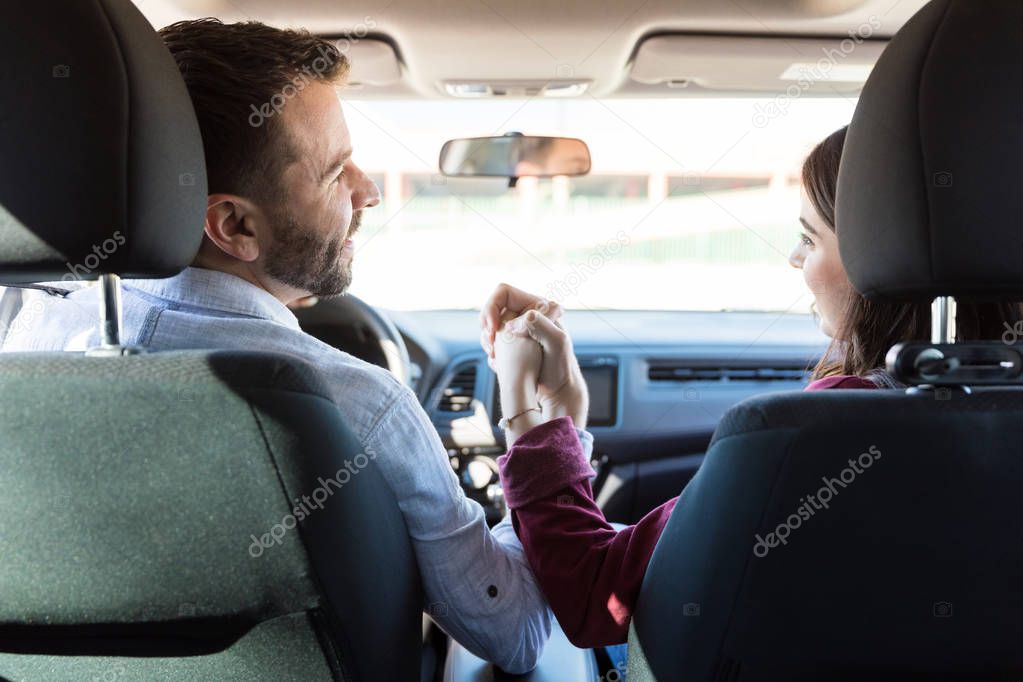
[836,0,1023,301]
[0,0,207,283]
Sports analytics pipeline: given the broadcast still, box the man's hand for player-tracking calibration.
[480,283,563,359]
[504,310,589,430]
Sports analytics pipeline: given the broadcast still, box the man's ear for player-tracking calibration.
[204,193,266,263]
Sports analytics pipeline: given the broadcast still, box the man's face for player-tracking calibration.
[262,81,380,298]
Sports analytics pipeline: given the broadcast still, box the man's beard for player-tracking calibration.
[264,211,361,298]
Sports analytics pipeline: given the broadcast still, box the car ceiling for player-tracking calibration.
[136,0,929,98]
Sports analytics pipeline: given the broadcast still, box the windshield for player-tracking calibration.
[344,97,856,312]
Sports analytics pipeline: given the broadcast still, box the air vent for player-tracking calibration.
[648,361,809,383]
[438,363,478,412]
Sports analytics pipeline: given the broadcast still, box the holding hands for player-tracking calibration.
[480,283,589,444]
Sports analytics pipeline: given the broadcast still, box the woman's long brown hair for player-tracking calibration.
[805,126,1022,384]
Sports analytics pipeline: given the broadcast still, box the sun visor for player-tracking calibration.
[630,34,886,94]
[336,38,402,88]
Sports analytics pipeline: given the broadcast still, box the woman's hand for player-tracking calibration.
[492,314,544,444]
[505,310,589,430]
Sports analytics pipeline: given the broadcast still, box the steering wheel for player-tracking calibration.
[292,294,413,386]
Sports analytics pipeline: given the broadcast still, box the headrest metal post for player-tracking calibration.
[98,273,123,347]
[86,274,142,356]
[931,296,957,344]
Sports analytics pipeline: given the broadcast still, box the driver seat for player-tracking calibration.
[627,1,1023,679]
[0,1,422,680]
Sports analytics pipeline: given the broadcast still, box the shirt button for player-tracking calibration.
[487,585,498,598]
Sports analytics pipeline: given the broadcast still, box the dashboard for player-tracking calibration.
[388,309,829,524]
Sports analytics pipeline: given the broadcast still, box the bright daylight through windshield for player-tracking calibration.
[344,96,856,313]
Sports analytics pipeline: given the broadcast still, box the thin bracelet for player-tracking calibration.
[498,406,541,430]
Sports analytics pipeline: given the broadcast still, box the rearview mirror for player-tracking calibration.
[438,133,591,178]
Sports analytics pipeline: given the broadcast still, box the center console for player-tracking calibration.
[443,621,598,682]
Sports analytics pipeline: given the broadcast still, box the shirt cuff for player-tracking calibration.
[576,428,595,462]
[497,416,596,509]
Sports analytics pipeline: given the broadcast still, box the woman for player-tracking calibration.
[481,126,1022,649]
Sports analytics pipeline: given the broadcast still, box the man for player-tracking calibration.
[2,19,591,673]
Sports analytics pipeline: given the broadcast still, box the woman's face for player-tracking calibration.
[789,189,853,338]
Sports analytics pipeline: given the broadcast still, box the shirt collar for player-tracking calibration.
[125,267,301,330]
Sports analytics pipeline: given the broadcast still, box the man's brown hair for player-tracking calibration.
[159,19,350,205]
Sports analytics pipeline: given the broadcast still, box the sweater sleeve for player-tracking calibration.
[498,417,678,647]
